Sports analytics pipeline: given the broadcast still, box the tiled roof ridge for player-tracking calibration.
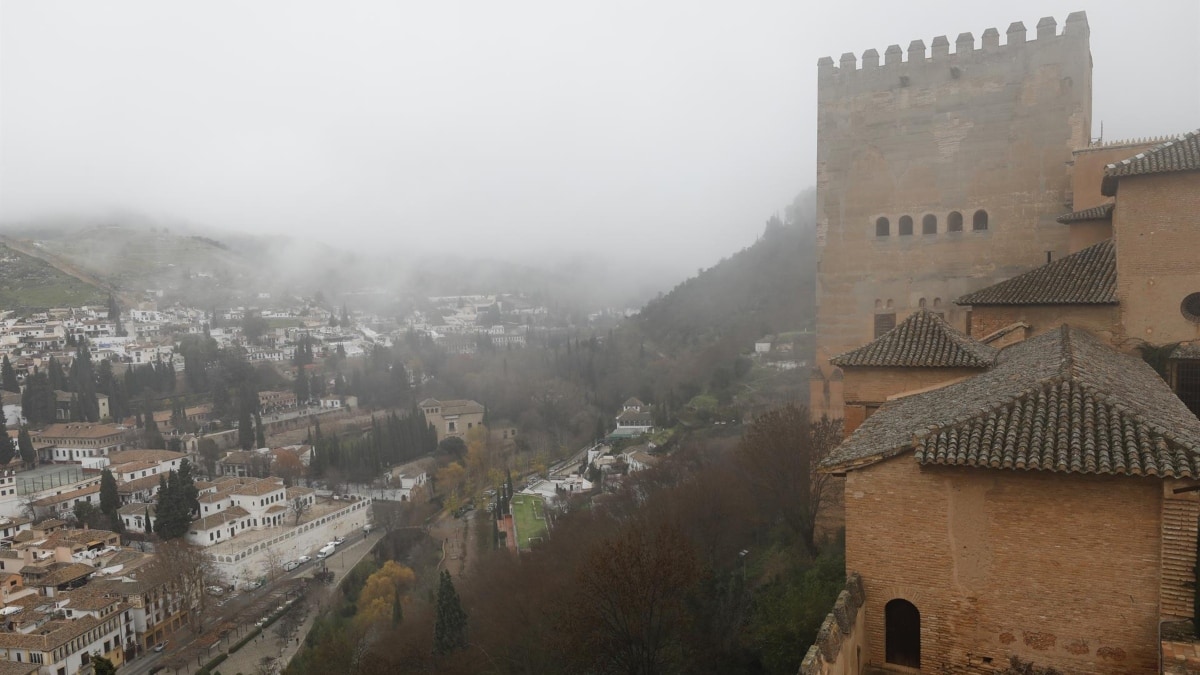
[830,308,996,368]
[1055,202,1114,224]
[1101,128,1200,195]
[913,370,1200,477]
[955,239,1117,306]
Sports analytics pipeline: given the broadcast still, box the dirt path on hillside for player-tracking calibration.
[429,510,473,579]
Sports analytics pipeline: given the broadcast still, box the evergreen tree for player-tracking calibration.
[255,412,266,449]
[293,367,310,404]
[46,357,66,392]
[100,469,121,531]
[17,426,36,469]
[20,372,56,426]
[107,294,124,337]
[433,570,468,656]
[154,471,191,539]
[238,406,254,450]
[0,356,17,394]
[178,459,200,517]
[0,407,14,465]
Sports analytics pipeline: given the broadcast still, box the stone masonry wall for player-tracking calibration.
[813,14,1092,420]
[844,454,1161,673]
[799,573,867,675]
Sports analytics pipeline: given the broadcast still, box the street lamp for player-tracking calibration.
[738,549,749,584]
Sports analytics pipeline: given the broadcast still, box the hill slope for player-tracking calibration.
[636,189,815,352]
[0,243,109,310]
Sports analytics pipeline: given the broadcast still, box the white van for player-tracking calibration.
[317,543,336,559]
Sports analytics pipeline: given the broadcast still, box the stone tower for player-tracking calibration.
[811,13,1093,419]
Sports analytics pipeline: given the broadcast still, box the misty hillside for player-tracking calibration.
[636,190,816,354]
[0,243,109,310]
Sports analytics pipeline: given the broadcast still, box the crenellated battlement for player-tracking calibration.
[817,11,1088,79]
[1086,135,1177,150]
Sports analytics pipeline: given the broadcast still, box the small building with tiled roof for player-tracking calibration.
[818,326,1200,674]
[831,309,998,435]
[956,239,1122,348]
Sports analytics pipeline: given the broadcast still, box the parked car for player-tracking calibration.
[296,555,312,564]
[317,543,336,559]
[206,586,224,596]
[283,560,301,572]
[334,536,345,545]
[154,641,169,653]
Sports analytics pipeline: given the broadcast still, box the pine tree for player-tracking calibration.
[0,407,14,465]
[433,570,468,656]
[17,426,36,469]
[0,356,17,394]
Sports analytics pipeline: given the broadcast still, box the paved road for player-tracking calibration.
[122,529,384,675]
[217,529,385,675]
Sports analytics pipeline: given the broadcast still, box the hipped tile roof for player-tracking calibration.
[1055,202,1113,223]
[830,309,996,368]
[1102,129,1200,195]
[956,239,1116,306]
[821,326,1200,479]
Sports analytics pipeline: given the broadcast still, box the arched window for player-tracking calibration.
[973,210,989,231]
[918,298,927,308]
[922,214,937,234]
[947,211,963,232]
[885,599,921,668]
[899,216,913,236]
[876,217,890,237]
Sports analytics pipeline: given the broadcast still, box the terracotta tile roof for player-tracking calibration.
[36,423,125,440]
[1055,202,1114,223]
[830,309,996,368]
[192,505,249,531]
[117,474,163,493]
[35,562,95,587]
[955,239,1117,306]
[230,478,284,496]
[106,449,186,464]
[32,484,100,507]
[822,326,1200,478]
[1102,129,1200,195]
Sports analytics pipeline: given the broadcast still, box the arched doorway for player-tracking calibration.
[885,598,920,668]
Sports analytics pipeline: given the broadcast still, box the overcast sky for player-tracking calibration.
[1,0,1197,274]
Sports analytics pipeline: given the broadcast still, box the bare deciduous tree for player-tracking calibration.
[735,404,842,556]
[154,540,216,633]
[289,495,311,526]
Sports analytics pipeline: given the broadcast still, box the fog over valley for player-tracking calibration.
[2,0,1197,302]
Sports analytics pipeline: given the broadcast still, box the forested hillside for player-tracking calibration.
[637,188,816,352]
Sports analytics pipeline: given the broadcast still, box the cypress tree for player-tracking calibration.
[433,570,467,656]
[0,356,17,394]
[100,469,120,517]
[0,407,14,465]
[178,459,199,517]
[17,426,36,469]
[255,412,266,449]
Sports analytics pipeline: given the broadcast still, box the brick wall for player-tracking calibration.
[842,367,983,406]
[845,455,1162,673]
[800,573,868,675]
[1069,141,1160,211]
[1113,172,1200,346]
[1161,480,1200,621]
[969,305,1119,346]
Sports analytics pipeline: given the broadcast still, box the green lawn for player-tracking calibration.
[510,495,547,551]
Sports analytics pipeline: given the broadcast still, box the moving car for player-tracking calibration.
[154,641,169,652]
